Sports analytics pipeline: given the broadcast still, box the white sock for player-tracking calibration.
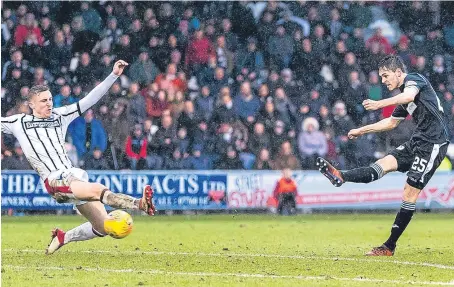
[64,222,105,244]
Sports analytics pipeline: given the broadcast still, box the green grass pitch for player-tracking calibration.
[2,213,454,286]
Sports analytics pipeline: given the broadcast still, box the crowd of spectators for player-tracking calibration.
[2,1,454,171]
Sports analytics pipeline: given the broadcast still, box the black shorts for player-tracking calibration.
[388,139,449,189]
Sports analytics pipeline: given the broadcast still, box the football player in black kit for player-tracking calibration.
[317,55,451,256]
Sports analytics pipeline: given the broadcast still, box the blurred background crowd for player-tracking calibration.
[2,1,454,171]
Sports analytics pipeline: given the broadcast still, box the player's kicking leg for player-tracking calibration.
[316,155,398,187]
[316,155,398,256]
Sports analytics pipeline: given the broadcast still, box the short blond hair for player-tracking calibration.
[28,85,49,100]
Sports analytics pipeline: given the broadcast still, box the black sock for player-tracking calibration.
[384,201,416,250]
[341,163,384,183]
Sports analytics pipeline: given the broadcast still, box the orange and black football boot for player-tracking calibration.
[365,244,394,256]
[316,157,344,187]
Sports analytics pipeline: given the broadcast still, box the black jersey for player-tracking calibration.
[391,73,451,144]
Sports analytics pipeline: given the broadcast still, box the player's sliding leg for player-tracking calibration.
[69,180,156,215]
[316,155,398,187]
[366,183,420,256]
[46,201,108,255]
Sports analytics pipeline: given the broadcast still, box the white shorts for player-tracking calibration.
[44,168,89,207]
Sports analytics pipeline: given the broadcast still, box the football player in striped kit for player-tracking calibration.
[1,60,156,254]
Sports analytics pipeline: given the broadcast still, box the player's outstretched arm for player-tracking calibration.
[78,60,128,114]
[348,117,402,139]
[1,115,18,135]
[362,87,419,111]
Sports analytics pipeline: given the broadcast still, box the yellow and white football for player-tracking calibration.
[104,210,133,239]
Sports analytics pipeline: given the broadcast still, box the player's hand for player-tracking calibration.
[348,128,363,140]
[362,99,382,111]
[112,60,129,76]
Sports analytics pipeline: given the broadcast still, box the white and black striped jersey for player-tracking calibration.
[1,104,82,178]
[1,73,119,180]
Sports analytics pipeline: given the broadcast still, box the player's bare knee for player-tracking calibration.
[375,155,398,174]
[89,183,108,200]
[78,183,105,201]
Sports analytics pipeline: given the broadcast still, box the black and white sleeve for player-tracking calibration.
[1,115,19,135]
[391,105,409,120]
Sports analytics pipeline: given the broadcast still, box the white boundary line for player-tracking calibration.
[3,264,454,286]
[3,248,454,270]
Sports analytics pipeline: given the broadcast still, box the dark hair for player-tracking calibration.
[28,85,49,100]
[378,55,407,73]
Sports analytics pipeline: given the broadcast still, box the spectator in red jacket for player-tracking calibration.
[272,168,298,215]
[146,89,169,119]
[14,13,44,47]
[154,63,187,92]
[125,124,148,170]
[185,29,214,76]
[365,28,393,55]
